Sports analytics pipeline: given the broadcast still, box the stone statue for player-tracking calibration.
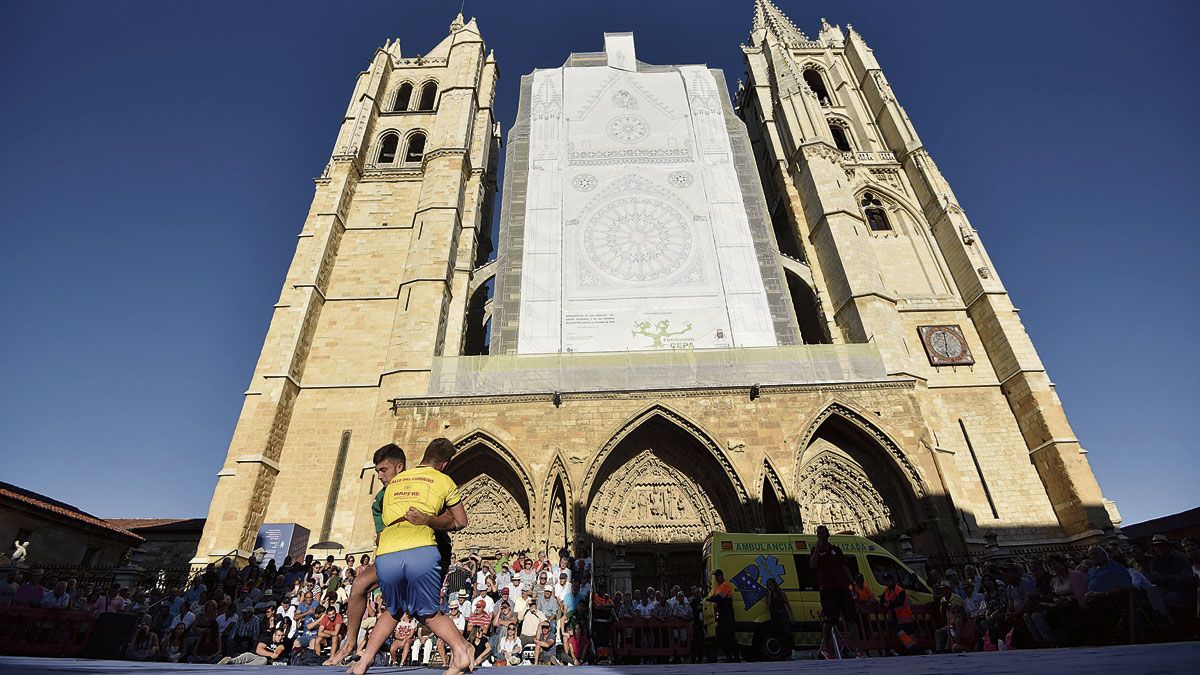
[12,540,29,564]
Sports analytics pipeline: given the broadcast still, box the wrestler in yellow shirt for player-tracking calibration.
[376,465,462,556]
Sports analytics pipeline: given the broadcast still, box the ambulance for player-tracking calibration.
[701,531,933,660]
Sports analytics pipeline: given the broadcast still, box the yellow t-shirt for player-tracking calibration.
[376,465,462,556]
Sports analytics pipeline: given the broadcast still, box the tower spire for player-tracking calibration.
[752,0,809,46]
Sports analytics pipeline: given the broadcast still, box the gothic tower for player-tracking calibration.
[194,14,499,562]
[738,0,1117,540]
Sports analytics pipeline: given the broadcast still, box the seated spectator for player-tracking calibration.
[467,625,492,669]
[218,626,287,665]
[313,604,344,655]
[229,608,260,655]
[163,622,188,663]
[1027,554,1086,646]
[125,621,160,662]
[296,605,323,651]
[934,604,977,653]
[468,598,493,636]
[566,622,590,665]
[215,604,239,642]
[389,612,418,666]
[410,624,436,665]
[1081,545,1133,644]
[491,600,518,654]
[189,620,223,663]
[169,602,196,632]
[538,585,564,639]
[497,624,523,665]
[533,621,563,665]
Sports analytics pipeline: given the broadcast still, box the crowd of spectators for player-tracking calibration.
[1,534,1195,664]
[911,536,1199,654]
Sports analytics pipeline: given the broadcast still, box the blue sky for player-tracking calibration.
[0,1,1196,527]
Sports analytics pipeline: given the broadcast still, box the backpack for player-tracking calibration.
[288,649,324,666]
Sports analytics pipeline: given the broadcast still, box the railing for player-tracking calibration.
[841,151,897,164]
[611,618,692,662]
[26,564,204,593]
[0,607,96,657]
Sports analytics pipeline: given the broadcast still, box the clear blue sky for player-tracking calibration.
[1,1,1196,527]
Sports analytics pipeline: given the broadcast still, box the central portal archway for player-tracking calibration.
[582,409,747,592]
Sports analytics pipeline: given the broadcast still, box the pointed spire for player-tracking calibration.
[751,0,809,46]
[450,12,465,32]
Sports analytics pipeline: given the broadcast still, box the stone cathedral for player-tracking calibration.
[196,2,1119,587]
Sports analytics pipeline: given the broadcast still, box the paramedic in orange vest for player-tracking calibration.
[880,572,920,654]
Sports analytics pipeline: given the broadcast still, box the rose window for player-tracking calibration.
[582,197,692,281]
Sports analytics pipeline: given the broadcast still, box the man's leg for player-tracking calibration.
[325,566,378,665]
[423,613,471,675]
[228,652,268,665]
[348,611,397,675]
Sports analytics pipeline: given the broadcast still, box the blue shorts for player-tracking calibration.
[376,545,444,620]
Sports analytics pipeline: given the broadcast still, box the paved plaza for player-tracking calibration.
[2,643,1197,675]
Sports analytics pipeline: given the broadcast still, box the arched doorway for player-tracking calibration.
[446,433,535,558]
[582,409,747,592]
[794,405,927,553]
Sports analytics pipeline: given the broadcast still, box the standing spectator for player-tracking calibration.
[0,573,17,607]
[13,570,46,607]
[218,626,286,666]
[707,569,737,662]
[41,581,70,609]
[765,579,792,655]
[1146,534,1198,639]
[880,573,921,654]
[810,525,855,658]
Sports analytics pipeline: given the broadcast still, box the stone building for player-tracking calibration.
[0,481,143,567]
[195,3,1118,589]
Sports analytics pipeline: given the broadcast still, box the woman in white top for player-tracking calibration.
[497,625,523,665]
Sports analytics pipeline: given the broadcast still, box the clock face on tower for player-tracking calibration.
[917,325,975,366]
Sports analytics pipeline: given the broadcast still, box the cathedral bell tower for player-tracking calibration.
[739,0,1115,540]
[194,14,500,562]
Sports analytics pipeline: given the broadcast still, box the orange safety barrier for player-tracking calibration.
[852,601,937,655]
[0,607,96,657]
[610,618,691,661]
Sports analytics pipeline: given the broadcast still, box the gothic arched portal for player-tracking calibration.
[446,433,535,557]
[581,408,747,590]
[794,404,930,550]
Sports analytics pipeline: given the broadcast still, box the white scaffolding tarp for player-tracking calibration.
[425,344,887,397]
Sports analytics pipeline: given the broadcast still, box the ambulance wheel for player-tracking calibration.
[753,625,793,661]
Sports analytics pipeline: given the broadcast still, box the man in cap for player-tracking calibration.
[1145,534,1197,640]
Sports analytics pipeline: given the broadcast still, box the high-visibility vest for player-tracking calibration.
[883,585,913,624]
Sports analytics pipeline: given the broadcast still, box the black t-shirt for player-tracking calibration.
[258,635,283,663]
[814,544,852,591]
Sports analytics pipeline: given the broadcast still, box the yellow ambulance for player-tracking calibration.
[701,531,933,659]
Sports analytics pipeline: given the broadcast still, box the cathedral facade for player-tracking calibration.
[195,3,1118,588]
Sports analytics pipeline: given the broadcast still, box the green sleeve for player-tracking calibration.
[372,488,386,534]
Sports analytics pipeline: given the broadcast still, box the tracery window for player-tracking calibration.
[829,122,853,152]
[803,68,832,106]
[861,191,891,231]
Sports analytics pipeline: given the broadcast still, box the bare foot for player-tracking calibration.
[444,650,471,675]
[347,656,371,675]
[324,642,356,666]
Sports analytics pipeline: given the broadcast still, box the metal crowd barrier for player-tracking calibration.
[0,607,96,657]
[610,618,691,661]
